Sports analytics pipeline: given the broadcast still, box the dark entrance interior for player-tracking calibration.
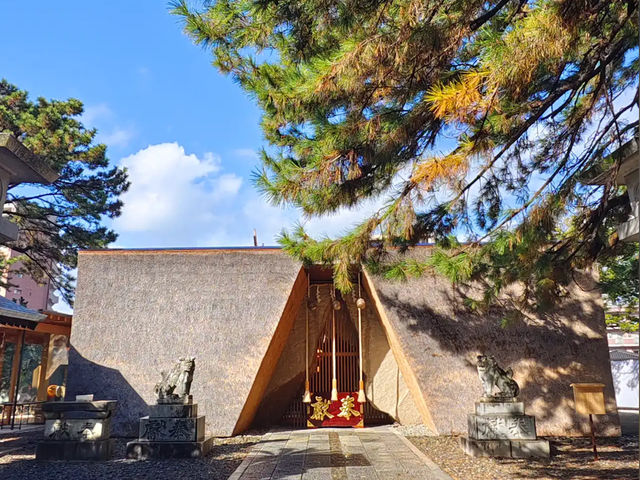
[279,267,392,428]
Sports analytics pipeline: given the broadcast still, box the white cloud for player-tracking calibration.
[97,127,135,148]
[233,148,259,160]
[111,142,412,249]
[113,143,242,245]
[82,102,135,148]
[52,296,73,314]
[82,103,113,125]
[214,174,243,197]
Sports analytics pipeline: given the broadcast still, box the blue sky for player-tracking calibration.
[2,2,637,313]
[1,0,378,253]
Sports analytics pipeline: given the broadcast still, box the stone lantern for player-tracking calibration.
[0,133,58,242]
[584,138,639,242]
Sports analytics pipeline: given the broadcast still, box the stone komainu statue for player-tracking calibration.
[154,357,195,403]
[476,354,519,399]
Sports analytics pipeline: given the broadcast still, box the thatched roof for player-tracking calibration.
[68,247,303,436]
[68,245,619,436]
[365,248,620,435]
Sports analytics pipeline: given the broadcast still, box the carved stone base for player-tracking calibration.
[149,403,198,418]
[37,400,117,461]
[468,413,536,440]
[475,401,524,415]
[460,437,550,458]
[129,398,212,459]
[36,439,114,461]
[463,395,550,459]
[45,418,111,441]
[126,438,213,459]
[139,415,205,442]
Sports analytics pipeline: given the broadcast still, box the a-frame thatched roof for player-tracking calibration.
[68,246,620,437]
[69,247,304,436]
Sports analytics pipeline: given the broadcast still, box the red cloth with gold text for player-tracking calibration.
[307,392,364,428]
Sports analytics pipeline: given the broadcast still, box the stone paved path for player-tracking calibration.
[228,427,453,480]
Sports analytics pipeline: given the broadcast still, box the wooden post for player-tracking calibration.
[7,333,23,404]
[10,329,25,429]
[0,336,5,426]
[0,334,5,389]
[37,335,50,401]
[589,413,599,461]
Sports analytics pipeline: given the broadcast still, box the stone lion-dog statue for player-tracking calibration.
[154,356,195,403]
[476,354,519,400]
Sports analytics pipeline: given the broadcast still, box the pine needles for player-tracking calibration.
[174,0,639,315]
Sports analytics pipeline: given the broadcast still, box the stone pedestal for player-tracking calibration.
[126,398,212,459]
[36,400,117,461]
[460,401,550,458]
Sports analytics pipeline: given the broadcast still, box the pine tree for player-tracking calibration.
[175,1,638,314]
[0,80,129,305]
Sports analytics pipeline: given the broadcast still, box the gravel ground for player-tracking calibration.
[0,429,263,480]
[408,434,639,480]
[390,423,436,437]
[1,427,637,479]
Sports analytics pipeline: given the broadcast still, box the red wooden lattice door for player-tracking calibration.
[280,303,392,428]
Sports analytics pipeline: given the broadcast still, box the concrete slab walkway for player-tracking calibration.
[228,427,453,480]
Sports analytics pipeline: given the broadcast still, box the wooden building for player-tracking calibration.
[68,247,620,437]
[0,299,71,427]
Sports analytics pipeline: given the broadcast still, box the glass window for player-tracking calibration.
[17,343,42,403]
[0,343,15,403]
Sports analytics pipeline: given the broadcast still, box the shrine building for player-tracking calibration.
[67,246,621,437]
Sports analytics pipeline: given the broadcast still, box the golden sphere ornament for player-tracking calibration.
[356,298,366,310]
[332,300,341,311]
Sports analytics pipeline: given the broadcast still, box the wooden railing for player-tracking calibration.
[0,401,45,430]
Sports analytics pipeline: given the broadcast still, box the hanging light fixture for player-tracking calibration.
[331,285,339,402]
[356,272,367,403]
[302,275,312,403]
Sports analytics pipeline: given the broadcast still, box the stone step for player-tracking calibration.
[126,437,213,459]
[460,437,549,458]
[36,439,113,461]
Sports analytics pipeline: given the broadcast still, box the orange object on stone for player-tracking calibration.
[47,384,59,400]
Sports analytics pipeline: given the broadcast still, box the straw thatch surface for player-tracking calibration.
[68,246,619,437]
[366,248,620,436]
[67,249,301,436]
